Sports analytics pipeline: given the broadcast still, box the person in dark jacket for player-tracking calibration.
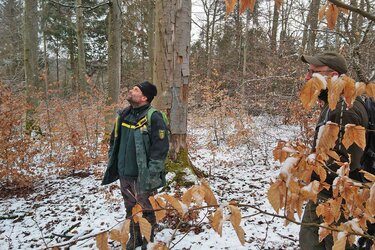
[299,51,368,250]
[102,81,169,250]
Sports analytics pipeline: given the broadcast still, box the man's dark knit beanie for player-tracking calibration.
[136,81,157,103]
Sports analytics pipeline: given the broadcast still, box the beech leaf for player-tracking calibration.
[366,83,375,99]
[318,4,327,21]
[332,234,347,250]
[96,232,110,250]
[225,0,236,15]
[275,0,283,10]
[343,76,356,108]
[319,223,331,242]
[160,194,185,216]
[201,179,218,206]
[228,205,245,245]
[132,204,143,223]
[211,207,224,236]
[149,196,166,222]
[300,77,324,110]
[342,124,366,150]
[139,217,152,242]
[267,179,285,213]
[328,76,346,110]
[316,122,339,155]
[326,3,339,30]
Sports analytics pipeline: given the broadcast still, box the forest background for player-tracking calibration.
[1,0,375,249]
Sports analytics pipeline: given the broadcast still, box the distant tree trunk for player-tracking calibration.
[76,0,87,93]
[23,0,40,132]
[306,0,320,54]
[105,0,122,136]
[153,0,190,161]
[242,10,249,107]
[270,1,279,51]
[146,0,155,81]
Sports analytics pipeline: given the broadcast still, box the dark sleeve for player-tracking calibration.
[149,111,169,160]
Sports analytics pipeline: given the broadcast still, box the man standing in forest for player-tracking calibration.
[299,51,368,249]
[102,81,169,250]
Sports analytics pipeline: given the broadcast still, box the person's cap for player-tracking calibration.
[301,51,348,75]
[136,81,157,103]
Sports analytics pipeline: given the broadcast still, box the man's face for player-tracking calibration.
[127,86,147,106]
[305,65,338,81]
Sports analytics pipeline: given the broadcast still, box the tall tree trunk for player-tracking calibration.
[270,1,279,51]
[23,0,40,131]
[146,0,155,81]
[153,0,191,161]
[105,0,122,136]
[76,0,87,93]
[306,0,320,54]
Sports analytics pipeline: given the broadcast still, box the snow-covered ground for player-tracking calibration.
[0,115,303,249]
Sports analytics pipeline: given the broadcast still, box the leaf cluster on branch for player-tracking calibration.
[268,74,375,249]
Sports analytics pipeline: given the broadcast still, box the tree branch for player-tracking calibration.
[328,0,375,22]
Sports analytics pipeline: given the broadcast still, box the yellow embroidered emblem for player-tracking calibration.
[159,130,165,139]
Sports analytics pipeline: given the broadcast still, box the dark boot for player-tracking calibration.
[126,221,142,250]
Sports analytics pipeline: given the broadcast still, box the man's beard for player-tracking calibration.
[318,89,328,103]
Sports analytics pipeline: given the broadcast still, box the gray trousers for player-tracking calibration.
[119,176,156,225]
[299,200,358,250]
[299,200,333,250]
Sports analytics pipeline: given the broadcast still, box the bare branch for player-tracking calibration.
[328,0,375,22]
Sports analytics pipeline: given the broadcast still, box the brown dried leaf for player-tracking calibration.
[273,140,289,163]
[301,180,320,203]
[228,205,245,245]
[343,76,356,108]
[367,184,375,216]
[319,223,331,242]
[132,204,143,223]
[328,76,346,110]
[160,194,185,216]
[300,77,324,111]
[267,179,285,213]
[225,0,236,15]
[181,185,199,206]
[366,83,375,99]
[360,170,375,182]
[326,3,339,30]
[355,82,366,97]
[239,0,256,14]
[110,219,130,247]
[275,0,283,10]
[201,179,219,206]
[318,4,327,21]
[342,124,366,150]
[149,196,166,222]
[96,232,110,250]
[152,242,169,250]
[332,234,347,250]
[316,122,340,154]
[139,217,152,242]
[313,164,327,183]
[211,207,224,236]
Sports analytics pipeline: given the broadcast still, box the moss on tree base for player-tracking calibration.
[164,149,206,189]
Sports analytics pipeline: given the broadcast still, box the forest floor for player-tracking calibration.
[0,115,302,250]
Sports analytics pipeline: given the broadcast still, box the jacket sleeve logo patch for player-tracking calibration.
[159,130,165,139]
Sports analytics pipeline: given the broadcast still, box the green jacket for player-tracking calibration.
[102,104,169,192]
